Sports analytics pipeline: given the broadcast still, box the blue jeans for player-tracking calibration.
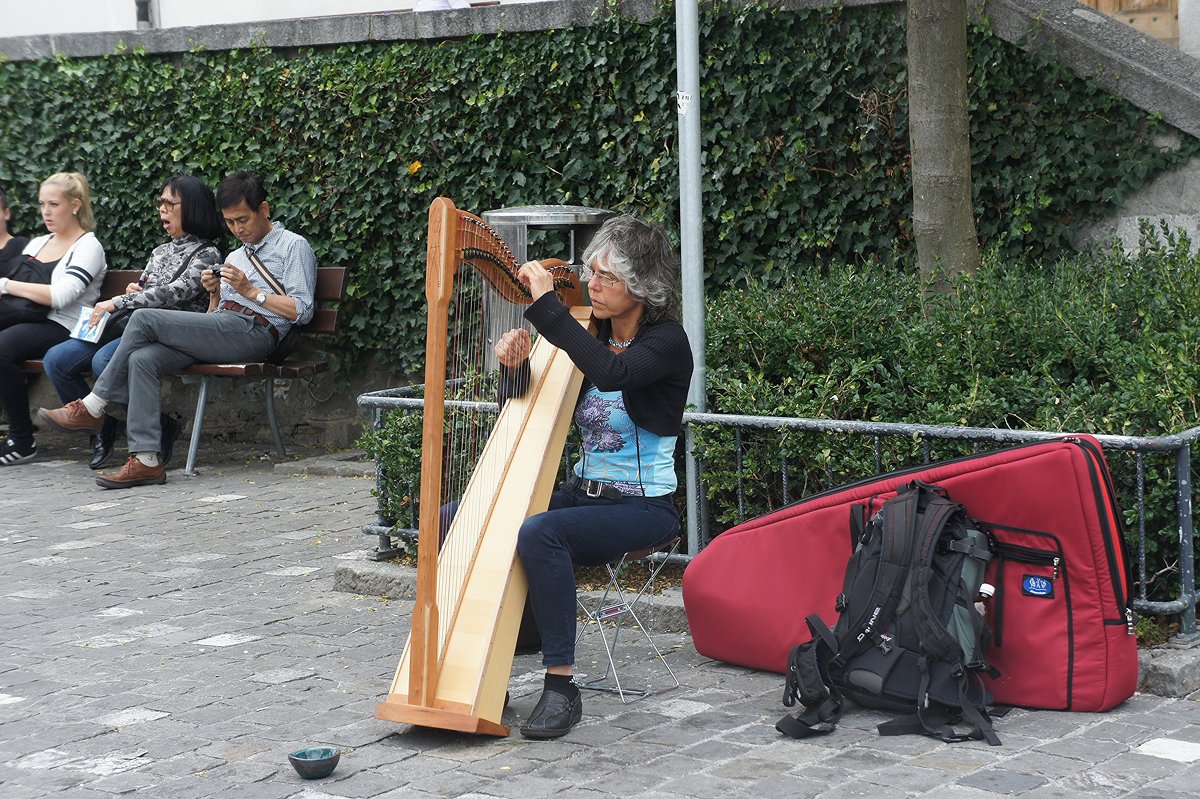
[517,484,679,668]
[42,337,121,404]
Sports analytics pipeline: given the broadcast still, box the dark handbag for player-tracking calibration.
[266,326,301,364]
[99,306,135,343]
[0,255,55,329]
[100,240,213,344]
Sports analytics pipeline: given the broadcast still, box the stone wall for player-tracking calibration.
[1076,151,1200,251]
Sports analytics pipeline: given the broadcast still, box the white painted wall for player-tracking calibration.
[0,0,136,38]
[154,1,416,29]
[0,0,545,37]
[1181,0,1200,57]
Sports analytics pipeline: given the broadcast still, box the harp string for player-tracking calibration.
[434,214,530,655]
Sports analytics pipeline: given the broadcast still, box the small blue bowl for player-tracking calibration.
[287,746,340,779]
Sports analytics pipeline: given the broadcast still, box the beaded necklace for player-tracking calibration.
[607,335,635,348]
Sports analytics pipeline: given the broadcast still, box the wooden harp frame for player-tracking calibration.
[376,197,594,735]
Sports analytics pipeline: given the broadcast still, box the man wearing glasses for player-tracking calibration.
[38,171,317,488]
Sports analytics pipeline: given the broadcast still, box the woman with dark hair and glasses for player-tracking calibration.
[492,214,693,739]
[40,174,223,469]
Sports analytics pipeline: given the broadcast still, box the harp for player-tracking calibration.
[375,197,594,735]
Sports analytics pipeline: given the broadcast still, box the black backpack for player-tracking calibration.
[0,254,54,330]
[776,481,1002,745]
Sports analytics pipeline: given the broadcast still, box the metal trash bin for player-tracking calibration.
[482,204,615,268]
[480,205,614,366]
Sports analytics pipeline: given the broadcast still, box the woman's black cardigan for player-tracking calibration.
[499,293,693,437]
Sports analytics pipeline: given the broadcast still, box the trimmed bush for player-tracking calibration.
[696,223,1198,602]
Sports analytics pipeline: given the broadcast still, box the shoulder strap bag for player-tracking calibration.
[244,247,301,363]
[0,255,58,330]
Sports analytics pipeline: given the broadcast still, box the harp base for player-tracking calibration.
[375,695,510,737]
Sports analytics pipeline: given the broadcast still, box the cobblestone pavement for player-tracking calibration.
[3,447,1200,799]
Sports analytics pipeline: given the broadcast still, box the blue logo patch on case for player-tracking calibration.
[1022,575,1055,598]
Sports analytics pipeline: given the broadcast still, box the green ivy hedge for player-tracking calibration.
[1,4,1195,378]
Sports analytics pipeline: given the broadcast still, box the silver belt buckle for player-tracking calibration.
[585,479,604,499]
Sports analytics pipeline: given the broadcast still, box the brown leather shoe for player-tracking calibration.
[38,400,104,435]
[95,456,167,489]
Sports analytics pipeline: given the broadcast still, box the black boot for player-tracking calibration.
[88,415,122,471]
[159,413,183,467]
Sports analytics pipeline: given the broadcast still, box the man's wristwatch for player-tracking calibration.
[255,291,267,304]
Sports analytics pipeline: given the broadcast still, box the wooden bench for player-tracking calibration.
[21,267,348,476]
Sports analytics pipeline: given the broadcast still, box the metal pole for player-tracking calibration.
[1176,442,1197,639]
[677,0,707,555]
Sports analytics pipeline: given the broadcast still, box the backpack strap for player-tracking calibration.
[849,503,867,543]
[905,489,1002,745]
[776,615,844,739]
[833,488,921,663]
[877,657,1001,745]
[948,663,1002,746]
[908,494,971,662]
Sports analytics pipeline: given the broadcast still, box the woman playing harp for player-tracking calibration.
[496,215,693,739]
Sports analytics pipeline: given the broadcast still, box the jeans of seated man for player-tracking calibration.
[42,337,120,403]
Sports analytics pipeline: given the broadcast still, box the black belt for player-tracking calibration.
[220,300,279,344]
[564,474,632,501]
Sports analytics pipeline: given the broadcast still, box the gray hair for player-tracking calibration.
[581,214,680,324]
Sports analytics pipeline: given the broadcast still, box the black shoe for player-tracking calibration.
[0,438,36,467]
[519,688,582,740]
[159,413,183,467]
[88,416,122,471]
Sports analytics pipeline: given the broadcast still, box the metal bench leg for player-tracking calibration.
[183,375,209,477]
[264,378,286,458]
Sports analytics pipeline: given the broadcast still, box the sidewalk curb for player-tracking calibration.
[1139,643,1200,698]
[277,450,375,478]
[333,554,691,634]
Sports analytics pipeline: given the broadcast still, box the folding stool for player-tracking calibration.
[575,536,682,702]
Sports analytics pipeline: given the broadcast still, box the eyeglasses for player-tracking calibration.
[580,264,620,289]
[155,198,180,211]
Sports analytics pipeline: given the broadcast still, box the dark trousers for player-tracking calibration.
[517,484,679,668]
[0,320,70,446]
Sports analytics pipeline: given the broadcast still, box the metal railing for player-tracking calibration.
[358,386,1199,642]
